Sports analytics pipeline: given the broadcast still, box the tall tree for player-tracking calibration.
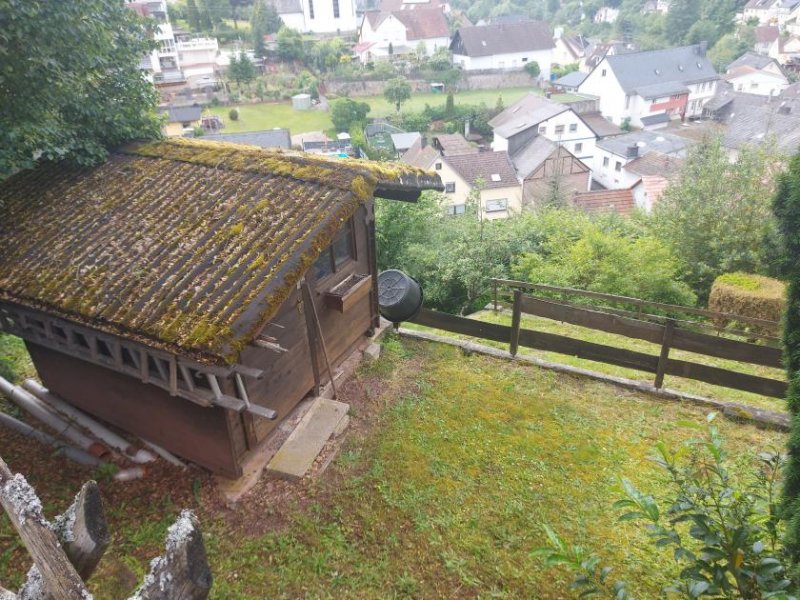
[0,0,160,176]
[186,0,203,30]
[384,77,412,113]
[665,0,701,44]
[251,0,283,57]
[776,153,800,564]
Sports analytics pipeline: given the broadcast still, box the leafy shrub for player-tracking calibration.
[524,61,541,78]
[537,415,794,598]
[228,108,239,121]
[708,273,785,335]
[330,98,370,133]
[512,221,697,306]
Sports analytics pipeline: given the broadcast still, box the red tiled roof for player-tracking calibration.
[755,25,780,44]
[572,188,636,215]
[393,8,450,39]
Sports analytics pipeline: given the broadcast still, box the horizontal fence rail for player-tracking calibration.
[409,283,787,400]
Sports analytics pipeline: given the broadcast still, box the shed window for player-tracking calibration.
[313,220,354,280]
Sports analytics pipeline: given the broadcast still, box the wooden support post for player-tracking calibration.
[300,281,322,396]
[493,280,499,312]
[54,481,110,580]
[301,280,338,399]
[654,319,675,389]
[131,510,212,600]
[510,290,522,357]
[0,457,89,599]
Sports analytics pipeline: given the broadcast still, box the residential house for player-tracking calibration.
[202,129,292,149]
[572,188,635,215]
[158,104,203,136]
[508,137,590,207]
[173,35,219,78]
[489,94,599,164]
[640,0,671,14]
[127,0,185,85]
[436,152,522,219]
[401,137,441,169]
[580,41,633,73]
[578,44,719,128]
[720,97,800,158]
[626,152,683,211]
[450,21,554,78]
[0,138,441,477]
[357,8,450,62]
[591,130,690,190]
[725,52,789,96]
[594,7,619,23]
[755,25,780,54]
[552,29,590,67]
[269,0,359,34]
[431,133,478,156]
[769,35,800,66]
[553,71,587,93]
[743,0,800,26]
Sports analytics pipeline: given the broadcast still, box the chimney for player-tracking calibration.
[697,41,708,56]
[626,145,639,158]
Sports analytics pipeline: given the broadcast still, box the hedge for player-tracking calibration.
[708,272,785,335]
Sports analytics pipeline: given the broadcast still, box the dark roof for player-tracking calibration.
[159,104,203,123]
[510,136,559,179]
[554,71,587,88]
[636,81,690,99]
[0,139,442,365]
[625,152,683,177]
[432,133,477,156]
[401,139,440,168]
[722,100,800,154]
[572,188,635,215]
[728,52,777,71]
[640,112,671,126]
[451,21,554,57]
[597,130,690,157]
[601,45,718,95]
[392,8,450,39]
[444,151,518,189]
[579,112,623,137]
[202,129,292,149]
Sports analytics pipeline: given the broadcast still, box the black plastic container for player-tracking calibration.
[377,269,423,323]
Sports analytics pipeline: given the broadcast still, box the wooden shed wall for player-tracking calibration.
[25,342,242,478]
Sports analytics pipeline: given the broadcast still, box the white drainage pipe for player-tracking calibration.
[0,411,104,467]
[0,376,108,458]
[22,379,156,464]
[142,440,187,469]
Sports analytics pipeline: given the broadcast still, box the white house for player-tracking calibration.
[743,0,800,25]
[450,21,554,78]
[578,44,719,128]
[594,7,619,23]
[755,25,780,53]
[552,29,590,67]
[725,52,789,96]
[127,0,184,84]
[438,152,522,219]
[357,8,450,62]
[270,0,359,34]
[591,130,689,191]
[769,35,800,64]
[640,0,671,14]
[489,94,599,164]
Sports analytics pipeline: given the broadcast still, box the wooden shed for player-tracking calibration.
[0,139,441,477]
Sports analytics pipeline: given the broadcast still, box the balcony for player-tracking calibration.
[176,38,219,52]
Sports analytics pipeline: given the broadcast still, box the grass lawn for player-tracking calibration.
[204,87,577,135]
[406,308,787,414]
[0,336,787,598]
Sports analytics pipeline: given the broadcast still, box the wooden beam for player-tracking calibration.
[0,458,89,599]
[300,281,322,396]
[509,290,522,357]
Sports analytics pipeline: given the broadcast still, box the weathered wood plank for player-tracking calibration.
[665,359,787,398]
[510,291,522,357]
[53,481,110,580]
[411,309,511,343]
[654,320,675,389]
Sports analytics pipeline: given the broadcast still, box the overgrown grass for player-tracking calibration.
[203,87,576,135]
[406,309,788,414]
[3,337,786,597]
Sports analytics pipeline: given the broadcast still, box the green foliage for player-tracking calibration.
[775,153,800,564]
[251,0,282,57]
[445,93,455,119]
[330,98,371,133]
[227,52,256,87]
[276,26,305,62]
[524,60,541,79]
[709,26,757,71]
[512,218,697,306]
[0,334,32,383]
[539,415,794,598]
[384,77,413,113]
[229,108,240,121]
[0,0,161,176]
[652,137,781,303]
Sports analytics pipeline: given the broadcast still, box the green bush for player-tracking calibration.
[708,273,785,334]
[228,108,239,121]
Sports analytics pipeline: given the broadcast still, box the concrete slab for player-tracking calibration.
[267,398,349,480]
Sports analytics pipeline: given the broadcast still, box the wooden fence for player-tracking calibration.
[409,280,786,399]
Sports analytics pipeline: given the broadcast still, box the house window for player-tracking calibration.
[625,95,631,109]
[603,157,609,167]
[615,161,622,172]
[313,220,354,280]
[445,182,456,193]
[574,143,583,153]
[538,126,547,134]
[569,123,578,132]
[308,0,315,18]
[446,204,466,215]
[435,162,442,170]
[333,0,340,17]
[521,57,528,62]
[485,199,508,212]
[601,69,607,77]
[555,124,565,135]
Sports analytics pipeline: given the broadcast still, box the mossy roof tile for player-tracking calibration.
[0,139,441,365]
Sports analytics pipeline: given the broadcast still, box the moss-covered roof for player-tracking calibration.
[0,139,442,365]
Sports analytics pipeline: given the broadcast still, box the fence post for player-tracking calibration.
[510,290,522,357]
[493,280,498,311]
[654,319,675,389]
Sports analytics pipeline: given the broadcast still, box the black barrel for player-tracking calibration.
[377,269,423,323]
